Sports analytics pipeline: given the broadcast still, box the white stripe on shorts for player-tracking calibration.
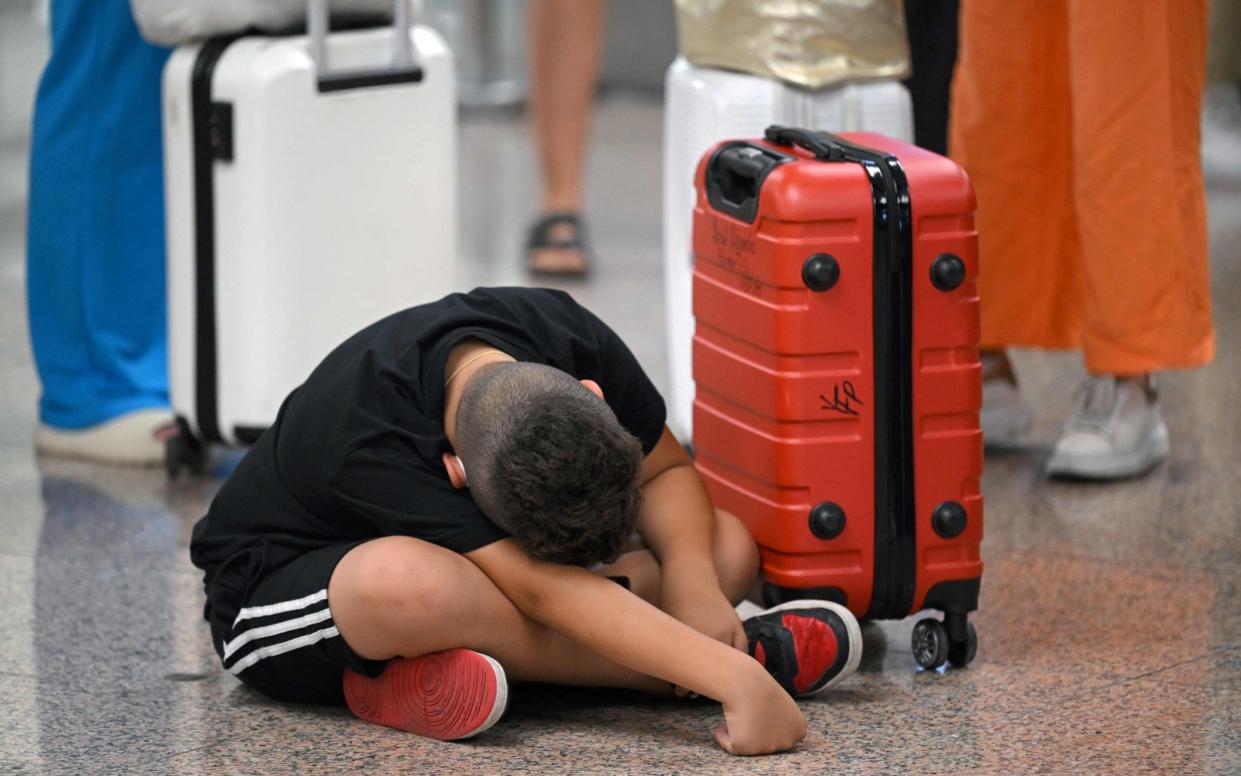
[223,607,334,660]
[231,588,328,627]
[227,626,341,676]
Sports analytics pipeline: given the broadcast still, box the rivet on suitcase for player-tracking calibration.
[162,0,456,473]
[691,126,983,669]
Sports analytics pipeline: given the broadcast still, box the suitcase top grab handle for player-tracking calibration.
[764,126,846,162]
[308,0,423,93]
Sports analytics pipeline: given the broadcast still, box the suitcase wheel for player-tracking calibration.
[911,617,949,669]
[947,621,978,668]
[165,419,207,478]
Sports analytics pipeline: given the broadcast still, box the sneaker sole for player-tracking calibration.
[757,599,863,696]
[1046,423,1170,480]
[343,649,508,741]
[33,440,164,467]
[34,409,174,467]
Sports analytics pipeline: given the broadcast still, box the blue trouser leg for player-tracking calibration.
[26,0,171,429]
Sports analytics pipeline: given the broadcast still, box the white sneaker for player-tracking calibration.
[1046,376,1169,480]
[35,408,176,467]
[981,377,1034,450]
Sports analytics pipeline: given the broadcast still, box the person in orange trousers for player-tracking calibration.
[950,0,1215,479]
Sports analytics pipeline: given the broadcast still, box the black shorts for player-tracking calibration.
[205,541,387,704]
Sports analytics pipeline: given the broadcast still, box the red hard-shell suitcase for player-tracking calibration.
[691,126,983,668]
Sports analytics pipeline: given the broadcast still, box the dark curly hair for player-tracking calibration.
[455,362,643,566]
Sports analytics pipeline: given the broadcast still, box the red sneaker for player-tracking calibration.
[743,600,862,697]
[343,648,508,740]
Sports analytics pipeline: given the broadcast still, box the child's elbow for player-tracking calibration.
[503,567,569,625]
[510,584,548,621]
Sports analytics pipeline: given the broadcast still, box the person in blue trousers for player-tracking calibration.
[27,0,174,465]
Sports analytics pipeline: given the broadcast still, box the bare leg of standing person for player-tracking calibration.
[525,0,606,276]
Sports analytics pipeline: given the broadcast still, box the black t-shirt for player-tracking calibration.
[189,287,666,583]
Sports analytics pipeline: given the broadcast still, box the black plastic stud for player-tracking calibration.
[809,501,846,540]
[932,501,967,538]
[802,253,840,292]
[930,253,966,291]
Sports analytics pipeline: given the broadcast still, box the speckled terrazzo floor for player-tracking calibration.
[3,7,1241,775]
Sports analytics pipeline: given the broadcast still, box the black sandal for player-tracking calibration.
[525,212,592,277]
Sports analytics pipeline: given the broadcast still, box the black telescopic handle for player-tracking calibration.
[764,125,846,161]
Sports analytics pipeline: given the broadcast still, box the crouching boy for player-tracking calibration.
[190,287,860,756]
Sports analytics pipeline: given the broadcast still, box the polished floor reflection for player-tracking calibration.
[2,7,1240,774]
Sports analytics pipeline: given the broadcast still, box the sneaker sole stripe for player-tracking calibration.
[460,653,508,740]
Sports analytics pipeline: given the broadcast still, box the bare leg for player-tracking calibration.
[525,0,606,273]
[329,535,668,693]
[328,510,759,692]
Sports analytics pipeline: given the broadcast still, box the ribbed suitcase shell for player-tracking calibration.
[691,132,982,620]
[163,24,456,446]
[663,57,913,442]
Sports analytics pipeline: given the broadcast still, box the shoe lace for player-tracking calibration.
[1067,376,1118,432]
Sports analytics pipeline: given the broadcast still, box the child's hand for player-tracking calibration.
[715,667,806,755]
[662,579,747,652]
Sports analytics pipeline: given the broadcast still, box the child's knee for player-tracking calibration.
[714,510,761,599]
[335,537,466,622]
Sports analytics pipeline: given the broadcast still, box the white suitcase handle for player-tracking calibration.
[308,0,422,93]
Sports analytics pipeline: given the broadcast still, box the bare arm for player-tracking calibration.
[637,426,717,576]
[638,427,747,649]
[464,539,804,754]
[467,538,747,698]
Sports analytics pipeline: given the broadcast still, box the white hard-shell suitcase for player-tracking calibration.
[162,0,456,465]
[662,56,913,442]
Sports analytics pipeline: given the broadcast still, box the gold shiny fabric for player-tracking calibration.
[675,0,910,88]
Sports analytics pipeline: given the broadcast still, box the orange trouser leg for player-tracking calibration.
[1067,0,1214,374]
[950,0,1083,351]
[951,0,1216,372]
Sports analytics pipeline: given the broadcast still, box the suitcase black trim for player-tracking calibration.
[829,136,916,620]
[189,37,242,445]
[922,577,980,614]
[760,583,848,609]
[317,66,423,93]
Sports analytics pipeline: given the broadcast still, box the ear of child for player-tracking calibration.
[579,379,604,400]
[441,452,468,489]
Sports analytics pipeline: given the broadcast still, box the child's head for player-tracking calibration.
[455,362,643,566]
